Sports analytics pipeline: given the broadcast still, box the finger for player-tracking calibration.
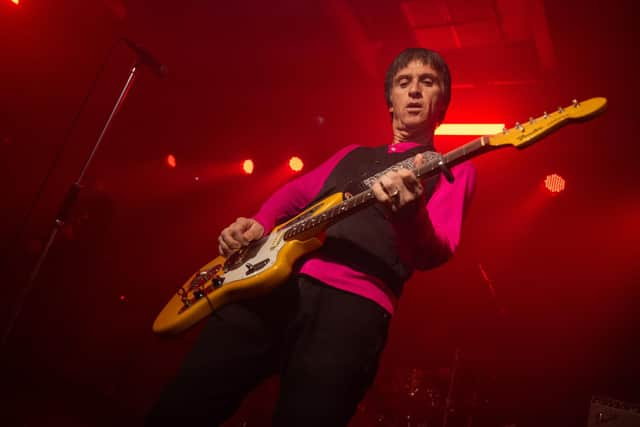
[229,226,250,245]
[243,221,264,241]
[375,180,397,204]
[235,217,253,231]
[218,243,231,257]
[414,153,430,188]
[380,175,400,197]
[220,228,243,249]
[398,169,422,199]
[384,184,403,212]
[371,181,390,203]
[218,236,232,256]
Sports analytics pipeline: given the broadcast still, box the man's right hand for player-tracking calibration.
[218,217,265,257]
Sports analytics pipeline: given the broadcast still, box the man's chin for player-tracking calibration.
[403,117,428,130]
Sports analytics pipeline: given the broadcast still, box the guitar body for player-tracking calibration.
[152,192,345,335]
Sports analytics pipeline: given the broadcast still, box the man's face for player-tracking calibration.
[388,60,445,131]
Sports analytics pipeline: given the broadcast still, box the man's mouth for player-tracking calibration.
[406,103,423,112]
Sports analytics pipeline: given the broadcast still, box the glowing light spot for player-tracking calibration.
[119,295,127,302]
[289,156,304,172]
[242,159,254,175]
[11,0,20,5]
[544,174,566,193]
[166,154,176,168]
[435,123,505,135]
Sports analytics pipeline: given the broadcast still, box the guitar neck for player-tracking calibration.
[282,97,609,241]
[283,137,493,240]
[415,136,492,179]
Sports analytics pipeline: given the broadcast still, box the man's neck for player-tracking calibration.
[391,127,435,146]
[391,116,437,146]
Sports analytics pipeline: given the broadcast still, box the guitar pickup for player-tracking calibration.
[245,259,269,275]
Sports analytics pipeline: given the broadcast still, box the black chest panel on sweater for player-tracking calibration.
[307,145,439,295]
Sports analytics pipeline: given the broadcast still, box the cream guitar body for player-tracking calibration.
[152,193,344,335]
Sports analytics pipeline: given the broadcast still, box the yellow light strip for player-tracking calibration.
[435,123,505,136]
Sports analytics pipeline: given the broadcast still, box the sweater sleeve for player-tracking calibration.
[252,145,359,233]
[395,160,476,270]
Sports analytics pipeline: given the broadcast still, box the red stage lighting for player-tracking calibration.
[544,174,566,193]
[242,159,254,175]
[289,156,304,172]
[166,154,176,168]
[11,0,20,5]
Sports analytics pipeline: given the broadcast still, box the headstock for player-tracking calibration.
[488,97,607,149]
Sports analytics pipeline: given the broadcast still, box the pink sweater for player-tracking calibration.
[253,142,476,314]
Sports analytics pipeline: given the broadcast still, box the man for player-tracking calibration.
[147,47,475,426]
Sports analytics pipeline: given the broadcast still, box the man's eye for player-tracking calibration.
[422,79,434,85]
[399,81,409,88]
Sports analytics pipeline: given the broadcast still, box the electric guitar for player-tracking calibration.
[153,97,607,335]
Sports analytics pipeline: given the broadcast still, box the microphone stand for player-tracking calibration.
[2,62,141,346]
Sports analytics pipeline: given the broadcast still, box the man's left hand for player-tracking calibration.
[371,153,426,215]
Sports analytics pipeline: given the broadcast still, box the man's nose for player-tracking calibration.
[409,82,422,98]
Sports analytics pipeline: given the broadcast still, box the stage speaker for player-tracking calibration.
[587,395,640,426]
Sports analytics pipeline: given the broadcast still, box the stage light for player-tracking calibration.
[11,0,20,5]
[544,173,566,193]
[166,154,176,168]
[242,159,254,175]
[435,123,505,136]
[289,156,304,172]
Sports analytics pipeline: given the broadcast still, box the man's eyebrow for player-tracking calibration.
[395,73,411,82]
[394,72,439,82]
[419,72,439,80]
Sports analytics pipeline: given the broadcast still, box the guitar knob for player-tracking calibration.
[212,277,224,289]
[193,288,205,300]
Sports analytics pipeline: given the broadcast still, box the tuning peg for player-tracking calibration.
[515,122,524,132]
[544,111,549,119]
[529,117,534,124]
[502,127,508,134]
[558,106,565,113]
[572,99,579,108]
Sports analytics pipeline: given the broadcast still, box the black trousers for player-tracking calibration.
[146,274,390,426]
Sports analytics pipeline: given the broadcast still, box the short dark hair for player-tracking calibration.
[384,48,452,123]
